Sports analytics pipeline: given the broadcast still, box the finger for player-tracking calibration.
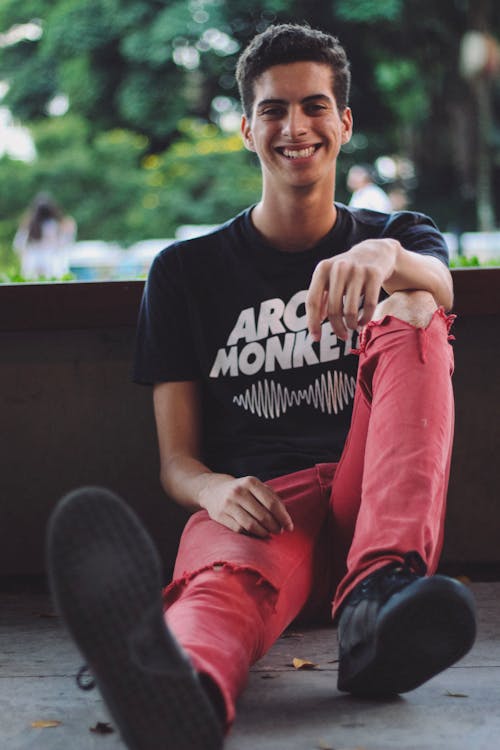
[319,290,329,323]
[236,504,277,538]
[326,262,349,340]
[220,511,270,539]
[238,495,283,535]
[342,275,365,331]
[306,260,331,341]
[227,479,285,535]
[250,481,294,532]
[357,273,382,327]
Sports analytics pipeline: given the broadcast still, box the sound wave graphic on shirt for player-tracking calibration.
[233,371,357,419]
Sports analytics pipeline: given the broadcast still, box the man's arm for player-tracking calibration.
[306,238,453,341]
[153,380,293,538]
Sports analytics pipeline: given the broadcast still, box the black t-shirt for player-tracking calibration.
[133,204,448,481]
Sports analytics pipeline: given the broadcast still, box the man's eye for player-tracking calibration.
[261,108,284,117]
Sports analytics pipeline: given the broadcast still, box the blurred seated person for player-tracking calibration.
[387,185,410,212]
[347,164,391,213]
[14,193,76,279]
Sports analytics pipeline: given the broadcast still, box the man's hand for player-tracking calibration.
[306,239,400,341]
[198,474,294,539]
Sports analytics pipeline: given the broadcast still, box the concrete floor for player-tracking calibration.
[0,582,499,750]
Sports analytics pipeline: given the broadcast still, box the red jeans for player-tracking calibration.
[163,309,455,728]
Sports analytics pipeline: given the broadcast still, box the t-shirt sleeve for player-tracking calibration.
[132,246,200,385]
[381,211,449,266]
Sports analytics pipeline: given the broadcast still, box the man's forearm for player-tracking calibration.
[384,241,453,310]
[160,454,234,513]
[160,454,294,537]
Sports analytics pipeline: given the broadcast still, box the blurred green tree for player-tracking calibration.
[1,0,499,252]
[0,113,261,271]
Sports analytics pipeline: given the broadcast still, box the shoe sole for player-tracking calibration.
[46,487,223,750]
[337,576,477,696]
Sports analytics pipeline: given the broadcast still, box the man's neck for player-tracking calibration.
[251,187,338,252]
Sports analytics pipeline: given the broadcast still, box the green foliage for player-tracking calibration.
[145,120,261,233]
[29,117,150,242]
[58,56,105,113]
[41,0,120,57]
[2,53,57,121]
[449,255,500,268]
[0,115,147,255]
[335,0,403,23]
[450,255,481,268]
[30,113,91,153]
[0,155,38,271]
[0,0,238,145]
[0,114,260,256]
[0,269,75,283]
[1,0,500,273]
[375,59,429,123]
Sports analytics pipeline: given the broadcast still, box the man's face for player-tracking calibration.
[241,61,352,193]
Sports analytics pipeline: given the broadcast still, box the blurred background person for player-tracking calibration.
[387,184,410,212]
[14,192,76,279]
[347,164,391,213]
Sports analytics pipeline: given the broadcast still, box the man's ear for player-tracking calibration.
[341,107,353,145]
[241,115,256,152]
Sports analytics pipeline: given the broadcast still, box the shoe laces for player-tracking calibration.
[358,550,428,601]
[76,664,96,691]
[401,550,428,577]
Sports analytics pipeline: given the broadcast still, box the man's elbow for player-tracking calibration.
[437,268,454,311]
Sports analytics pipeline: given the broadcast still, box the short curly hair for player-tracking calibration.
[236,24,351,118]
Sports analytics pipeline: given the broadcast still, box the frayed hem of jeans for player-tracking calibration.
[352,306,456,362]
[162,560,279,610]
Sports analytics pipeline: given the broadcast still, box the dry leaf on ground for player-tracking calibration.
[31,720,61,729]
[292,657,317,670]
[90,721,114,734]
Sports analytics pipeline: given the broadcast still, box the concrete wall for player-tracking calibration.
[0,325,188,579]
[0,273,498,578]
[444,314,499,563]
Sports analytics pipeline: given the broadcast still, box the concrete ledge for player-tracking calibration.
[0,269,498,575]
[0,268,499,333]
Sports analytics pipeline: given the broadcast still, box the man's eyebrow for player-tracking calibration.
[256,94,332,108]
[302,94,332,103]
[256,98,287,108]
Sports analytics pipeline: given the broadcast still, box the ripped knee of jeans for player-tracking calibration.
[374,290,438,329]
[162,561,279,614]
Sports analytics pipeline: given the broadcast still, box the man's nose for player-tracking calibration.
[282,108,308,138]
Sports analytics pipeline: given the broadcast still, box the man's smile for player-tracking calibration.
[275,144,322,160]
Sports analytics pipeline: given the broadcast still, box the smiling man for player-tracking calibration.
[47,24,477,750]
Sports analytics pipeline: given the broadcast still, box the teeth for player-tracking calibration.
[283,146,316,159]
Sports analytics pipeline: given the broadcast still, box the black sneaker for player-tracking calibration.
[46,487,223,750]
[337,552,477,697]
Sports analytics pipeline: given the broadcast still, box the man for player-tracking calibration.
[347,164,392,212]
[47,24,476,750]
